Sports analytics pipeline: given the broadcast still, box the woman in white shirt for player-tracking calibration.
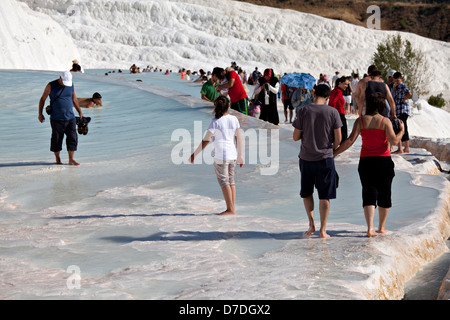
[190,96,244,215]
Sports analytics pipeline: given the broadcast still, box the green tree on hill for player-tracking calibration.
[372,34,430,96]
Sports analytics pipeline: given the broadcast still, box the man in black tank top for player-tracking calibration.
[360,70,396,119]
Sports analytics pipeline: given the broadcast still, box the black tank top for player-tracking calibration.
[365,80,389,117]
[343,85,351,96]
[365,81,387,99]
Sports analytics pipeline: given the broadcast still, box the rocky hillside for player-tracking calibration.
[238,0,449,42]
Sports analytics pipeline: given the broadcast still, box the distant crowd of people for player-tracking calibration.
[188,62,411,156]
[129,64,172,75]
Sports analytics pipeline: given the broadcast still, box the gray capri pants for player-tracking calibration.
[213,160,237,188]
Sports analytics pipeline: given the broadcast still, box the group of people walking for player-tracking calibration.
[193,64,412,238]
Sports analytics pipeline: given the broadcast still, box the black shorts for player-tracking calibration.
[358,157,395,208]
[50,119,78,152]
[231,98,249,115]
[299,158,337,200]
[283,99,293,111]
[339,113,348,143]
[397,113,409,142]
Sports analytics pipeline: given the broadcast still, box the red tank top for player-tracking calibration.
[360,116,390,157]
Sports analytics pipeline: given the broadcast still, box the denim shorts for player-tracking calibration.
[299,157,337,200]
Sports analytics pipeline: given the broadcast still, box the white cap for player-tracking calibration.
[387,69,396,77]
[61,71,73,87]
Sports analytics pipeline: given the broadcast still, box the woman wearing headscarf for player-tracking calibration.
[254,68,280,126]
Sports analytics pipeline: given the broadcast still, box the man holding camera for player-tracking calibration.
[38,71,83,165]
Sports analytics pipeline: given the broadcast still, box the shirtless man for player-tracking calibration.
[354,65,377,116]
[356,70,396,119]
[78,93,102,108]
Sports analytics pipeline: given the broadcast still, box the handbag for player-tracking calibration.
[46,86,65,115]
[247,93,261,117]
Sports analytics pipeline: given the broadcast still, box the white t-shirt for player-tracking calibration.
[206,114,240,161]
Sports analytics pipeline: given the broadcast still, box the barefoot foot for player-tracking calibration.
[218,210,236,216]
[320,231,330,239]
[304,226,315,237]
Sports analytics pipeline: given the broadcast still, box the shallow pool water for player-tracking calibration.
[0,70,447,300]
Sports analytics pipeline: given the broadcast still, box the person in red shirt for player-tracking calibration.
[281,83,297,123]
[328,76,349,143]
[214,67,249,115]
[333,92,405,237]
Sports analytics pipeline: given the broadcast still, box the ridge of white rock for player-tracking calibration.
[0,0,80,70]
[2,0,449,97]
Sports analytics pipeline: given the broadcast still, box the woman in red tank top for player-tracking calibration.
[333,92,404,237]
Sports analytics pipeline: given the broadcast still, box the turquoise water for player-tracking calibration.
[0,69,440,226]
[0,69,446,299]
